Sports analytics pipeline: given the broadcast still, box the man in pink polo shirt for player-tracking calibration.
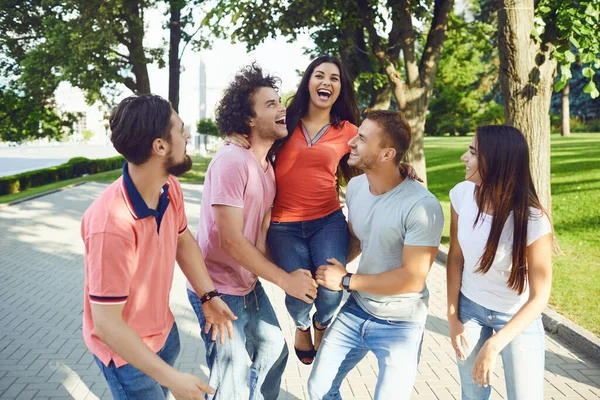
[187,64,318,400]
[81,94,237,399]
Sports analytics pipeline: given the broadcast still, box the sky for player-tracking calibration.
[55,4,315,134]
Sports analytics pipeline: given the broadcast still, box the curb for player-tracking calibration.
[0,181,88,208]
[436,244,600,361]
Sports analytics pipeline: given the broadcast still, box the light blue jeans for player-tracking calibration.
[188,281,288,400]
[307,296,424,400]
[267,209,349,329]
[457,292,545,400]
[93,322,180,399]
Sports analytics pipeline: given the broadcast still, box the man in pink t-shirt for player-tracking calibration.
[187,64,318,400]
[81,94,236,399]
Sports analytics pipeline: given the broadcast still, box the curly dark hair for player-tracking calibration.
[215,63,281,136]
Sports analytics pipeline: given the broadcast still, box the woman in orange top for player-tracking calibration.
[228,56,361,365]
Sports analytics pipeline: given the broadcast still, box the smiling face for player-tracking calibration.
[460,137,482,185]
[248,86,288,141]
[347,118,386,171]
[307,62,341,111]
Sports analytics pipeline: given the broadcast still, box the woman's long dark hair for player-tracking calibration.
[267,55,361,186]
[474,125,549,295]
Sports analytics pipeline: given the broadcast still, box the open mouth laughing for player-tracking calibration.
[317,88,332,101]
[275,115,286,125]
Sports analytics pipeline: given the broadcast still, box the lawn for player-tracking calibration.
[424,133,600,336]
[0,155,212,204]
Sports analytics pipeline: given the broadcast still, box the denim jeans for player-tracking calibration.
[188,281,288,400]
[267,209,349,328]
[93,322,180,399]
[307,296,424,400]
[457,292,545,400]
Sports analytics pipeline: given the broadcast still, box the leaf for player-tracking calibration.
[560,65,572,80]
[539,5,551,13]
[582,67,594,78]
[554,79,567,92]
[592,88,600,99]
[583,80,597,94]
[564,50,576,63]
[582,52,595,64]
[585,3,598,17]
[569,36,580,48]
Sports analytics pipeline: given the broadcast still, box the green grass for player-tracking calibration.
[0,156,212,204]
[425,133,600,336]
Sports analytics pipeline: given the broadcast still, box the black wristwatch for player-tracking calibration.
[200,290,221,304]
[342,273,353,292]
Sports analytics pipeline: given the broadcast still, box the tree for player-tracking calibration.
[561,83,571,137]
[426,9,502,136]
[204,0,455,186]
[197,117,219,152]
[0,0,164,141]
[497,0,600,252]
[166,0,208,112]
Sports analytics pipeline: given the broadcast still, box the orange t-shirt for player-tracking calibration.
[272,120,357,222]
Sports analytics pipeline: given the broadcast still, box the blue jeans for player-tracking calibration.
[307,296,424,400]
[93,322,180,399]
[457,293,545,400]
[188,281,288,400]
[267,209,349,328]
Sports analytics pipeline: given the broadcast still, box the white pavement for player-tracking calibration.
[0,182,599,399]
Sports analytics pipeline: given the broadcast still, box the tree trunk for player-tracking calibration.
[169,1,182,112]
[497,0,562,253]
[123,0,150,94]
[402,87,428,187]
[368,82,392,110]
[561,82,570,137]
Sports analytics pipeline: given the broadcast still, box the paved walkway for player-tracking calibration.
[1,182,599,400]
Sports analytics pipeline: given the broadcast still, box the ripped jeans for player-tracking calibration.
[188,281,288,400]
[456,292,545,400]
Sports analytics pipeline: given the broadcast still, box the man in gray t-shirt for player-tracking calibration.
[308,110,444,400]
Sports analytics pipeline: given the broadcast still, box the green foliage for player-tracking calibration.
[426,10,501,136]
[536,0,600,98]
[82,129,95,141]
[196,118,219,136]
[0,156,125,195]
[0,89,75,143]
[551,62,600,120]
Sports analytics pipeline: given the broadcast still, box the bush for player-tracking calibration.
[0,155,125,195]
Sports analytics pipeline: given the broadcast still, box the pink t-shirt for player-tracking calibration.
[188,145,276,295]
[81,172,187,367]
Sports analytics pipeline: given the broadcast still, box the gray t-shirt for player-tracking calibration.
[347,174,444,322]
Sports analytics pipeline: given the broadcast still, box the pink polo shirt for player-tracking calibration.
[188,145,276,296]
[81,165,187,367]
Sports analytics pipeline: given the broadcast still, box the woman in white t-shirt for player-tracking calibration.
[446,125,553,400]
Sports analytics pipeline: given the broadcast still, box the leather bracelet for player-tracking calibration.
[200,290,221,304]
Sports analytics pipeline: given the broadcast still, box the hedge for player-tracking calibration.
[0,155,125,195]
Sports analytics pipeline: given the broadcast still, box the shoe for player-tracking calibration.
[294,327,316,365]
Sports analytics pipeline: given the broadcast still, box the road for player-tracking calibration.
[0,144,119,178]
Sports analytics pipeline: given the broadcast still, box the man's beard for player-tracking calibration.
[165,154,193,176]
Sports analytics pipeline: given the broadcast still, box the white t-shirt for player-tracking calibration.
[449,181,552,313]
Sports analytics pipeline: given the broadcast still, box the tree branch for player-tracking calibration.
[396,0,420,87]
[418,0,454,94]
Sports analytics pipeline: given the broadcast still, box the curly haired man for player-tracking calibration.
[186,63,318,400]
